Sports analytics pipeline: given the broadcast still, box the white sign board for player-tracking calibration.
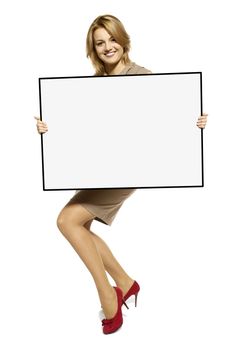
[39,72,203,190]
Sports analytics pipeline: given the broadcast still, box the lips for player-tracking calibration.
[105,51,116,57]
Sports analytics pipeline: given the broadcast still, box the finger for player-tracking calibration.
[37,123,47,128]
[199,117,207,122]
[197,123,206,128]
[198,114,208,119]
[34,116,47,127]
[37,122,47,128]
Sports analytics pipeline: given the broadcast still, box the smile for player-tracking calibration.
[105,52,116,57]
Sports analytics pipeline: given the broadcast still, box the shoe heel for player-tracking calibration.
[122,299,129,309]
[123,280,140,309]
[135,292,138,307]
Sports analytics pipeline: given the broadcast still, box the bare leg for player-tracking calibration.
[57,204,117,319]
[84,220,135,296]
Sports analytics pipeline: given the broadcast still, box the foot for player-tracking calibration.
[102,287,123,334]
[100,287,118,319]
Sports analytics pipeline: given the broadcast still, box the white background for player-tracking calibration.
[0,0,233,349]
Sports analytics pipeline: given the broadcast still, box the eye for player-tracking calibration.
[111,38,116,42]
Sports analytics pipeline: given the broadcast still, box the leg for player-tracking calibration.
[57,203,117,319]
[84,220,135,296]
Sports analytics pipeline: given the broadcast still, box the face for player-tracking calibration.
[93,27,124,67]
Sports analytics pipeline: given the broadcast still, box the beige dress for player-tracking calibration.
[67,62,152,226]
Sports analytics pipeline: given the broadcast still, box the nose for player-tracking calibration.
[104,41,113,52]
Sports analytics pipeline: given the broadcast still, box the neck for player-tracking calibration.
[105,60,126,75]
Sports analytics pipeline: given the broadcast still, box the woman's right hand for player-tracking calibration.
[34,116,48,134]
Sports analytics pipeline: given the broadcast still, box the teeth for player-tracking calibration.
[106,52,115,57]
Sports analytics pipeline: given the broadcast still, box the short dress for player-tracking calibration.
[67,62,152,226]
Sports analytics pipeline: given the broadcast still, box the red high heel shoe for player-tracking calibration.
[102,287,126,334]
[123,281,140,309]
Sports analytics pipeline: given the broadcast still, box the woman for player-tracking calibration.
[35,14,208,334]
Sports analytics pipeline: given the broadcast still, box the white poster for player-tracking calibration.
[39,72,203,190]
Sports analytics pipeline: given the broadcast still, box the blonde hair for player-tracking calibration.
[86,14,131,76]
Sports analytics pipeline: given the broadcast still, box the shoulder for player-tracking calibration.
[126,62,152,75]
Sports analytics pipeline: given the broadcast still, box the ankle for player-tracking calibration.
[98,285,115,301]
[101,288,118,319]
[116,277,135,294]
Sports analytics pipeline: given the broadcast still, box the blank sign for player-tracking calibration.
[39,72,203,190]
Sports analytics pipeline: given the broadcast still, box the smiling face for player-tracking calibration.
[93,27,125,72]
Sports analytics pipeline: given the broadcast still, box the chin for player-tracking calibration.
[104,57,120,65]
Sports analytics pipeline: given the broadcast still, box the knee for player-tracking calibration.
[56,208,78,233]
[57,204,95,234]
[56,205,89,233]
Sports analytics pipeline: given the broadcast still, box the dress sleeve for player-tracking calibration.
[136,66,152,74]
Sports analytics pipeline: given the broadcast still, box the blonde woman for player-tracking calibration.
[35,14,208,334]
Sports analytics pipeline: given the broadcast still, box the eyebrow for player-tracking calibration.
[95,36,114,43]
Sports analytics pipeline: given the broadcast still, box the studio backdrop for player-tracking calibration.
[39,72,203,190]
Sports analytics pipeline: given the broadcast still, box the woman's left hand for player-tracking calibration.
[197,113,208,129]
